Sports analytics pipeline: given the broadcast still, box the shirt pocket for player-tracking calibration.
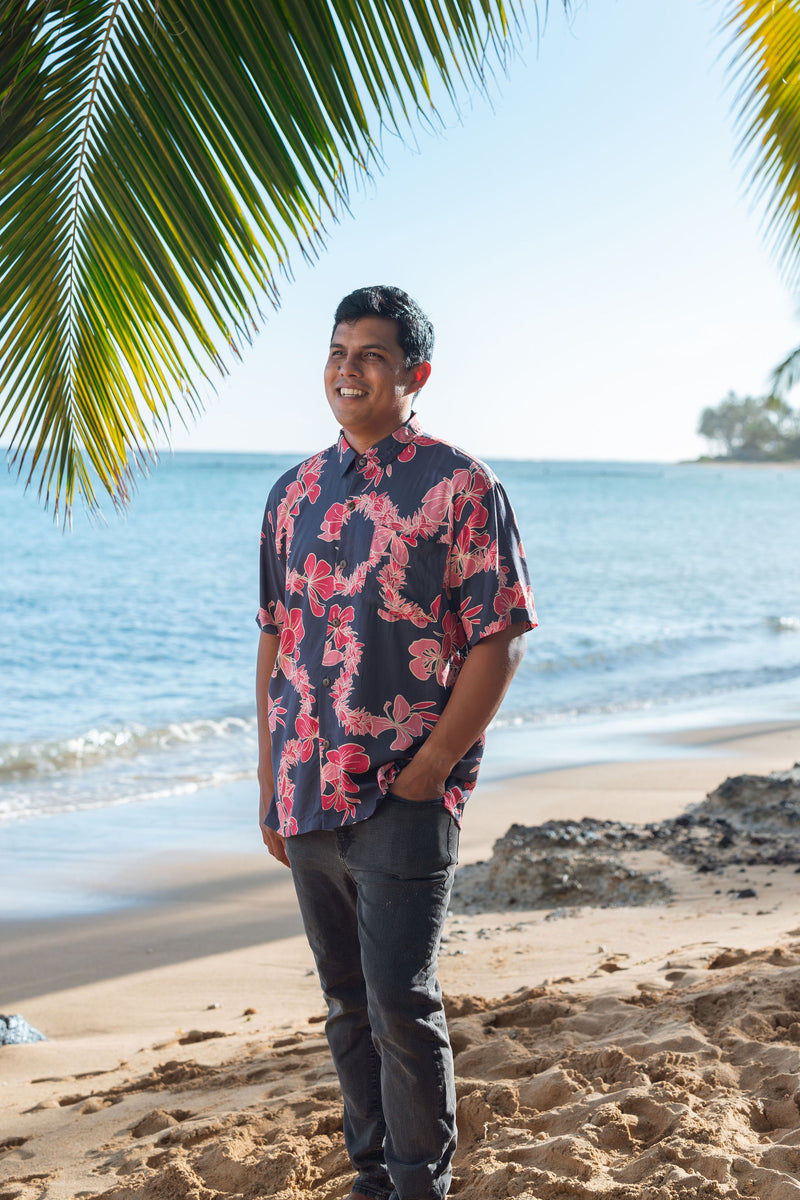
[367,526,448,621]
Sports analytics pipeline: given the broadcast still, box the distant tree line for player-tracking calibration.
[697,392,800,462]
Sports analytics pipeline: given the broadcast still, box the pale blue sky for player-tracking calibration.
[165,0,800,462]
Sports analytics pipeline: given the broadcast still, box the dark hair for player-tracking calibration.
[332,286,434,368]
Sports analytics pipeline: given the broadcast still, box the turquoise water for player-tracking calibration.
[1,454,799,830]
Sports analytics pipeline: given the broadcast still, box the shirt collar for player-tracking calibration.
[335,414,424,476]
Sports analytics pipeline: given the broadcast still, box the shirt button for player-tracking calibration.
[330,617,341,628]
[357,455,367,468]
[338,559,347,570]
[345,499,355,511]
[320,738,331,751]
[322,676,331,687]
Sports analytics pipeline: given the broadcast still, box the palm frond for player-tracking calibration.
[771,339,800,395]
[725,1,800,285]
[0,0,525,515]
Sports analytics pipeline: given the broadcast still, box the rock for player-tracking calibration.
[0,1015,45,1045]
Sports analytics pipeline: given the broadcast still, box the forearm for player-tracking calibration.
[395,622,528,797]
[256,632,280,792]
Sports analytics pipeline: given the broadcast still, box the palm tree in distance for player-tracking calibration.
[2,1,800,515]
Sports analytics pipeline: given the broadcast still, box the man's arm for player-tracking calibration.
[390,622,528,801]
[256,631,290,866]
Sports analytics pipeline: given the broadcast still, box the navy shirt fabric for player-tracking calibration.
[257,415,537,836]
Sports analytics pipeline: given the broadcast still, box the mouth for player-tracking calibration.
[338,387,367,398]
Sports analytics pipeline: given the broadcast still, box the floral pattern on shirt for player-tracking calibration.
[257,415,537,835]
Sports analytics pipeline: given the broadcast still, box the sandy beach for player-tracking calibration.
[3,719,800,1199]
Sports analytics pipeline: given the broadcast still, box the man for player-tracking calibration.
[256,285,536,1200]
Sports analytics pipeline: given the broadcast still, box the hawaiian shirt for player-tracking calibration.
[257,414,537,835]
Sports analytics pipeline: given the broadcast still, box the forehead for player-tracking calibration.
[330,315,403,353]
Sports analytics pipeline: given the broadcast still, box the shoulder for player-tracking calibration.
[412,428,498,488]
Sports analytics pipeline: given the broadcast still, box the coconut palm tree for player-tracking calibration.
[3,1,800,512]
[1,0,528,514]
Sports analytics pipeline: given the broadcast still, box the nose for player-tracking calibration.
[338,351,362,376]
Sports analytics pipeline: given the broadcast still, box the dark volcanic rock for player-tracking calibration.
[450,765,800,914]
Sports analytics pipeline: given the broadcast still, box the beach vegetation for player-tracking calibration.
[697,391,800,461]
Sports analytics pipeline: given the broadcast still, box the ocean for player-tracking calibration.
[2,454,799,915]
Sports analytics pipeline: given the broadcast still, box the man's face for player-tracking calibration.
[324,316,430,452]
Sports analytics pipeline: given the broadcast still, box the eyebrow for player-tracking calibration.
[329,341,391,352]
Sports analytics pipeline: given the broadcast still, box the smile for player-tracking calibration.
[339,388,367,397]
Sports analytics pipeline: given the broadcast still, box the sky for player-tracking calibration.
[161,1,798,462]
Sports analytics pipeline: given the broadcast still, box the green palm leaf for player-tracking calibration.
[1,0,523,515]
[725,0,800,282]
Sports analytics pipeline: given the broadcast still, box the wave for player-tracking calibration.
[768,616,800,633]
[0,715,256,783]
[492,659,800,729]
[0,767,255,825]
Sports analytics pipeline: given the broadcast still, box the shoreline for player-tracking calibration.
[3,718,800,1199]
[3,717,798,1008]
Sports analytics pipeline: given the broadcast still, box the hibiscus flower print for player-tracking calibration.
[279,608,305,661]
[375,694,438,751]
[321,743,370,820]
[303,554,335,616]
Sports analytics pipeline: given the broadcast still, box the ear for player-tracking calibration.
[406,361,432,395]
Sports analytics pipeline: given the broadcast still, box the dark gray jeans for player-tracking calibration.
[286,795,459,1200]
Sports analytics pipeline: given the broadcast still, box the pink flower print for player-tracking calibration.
[295,714,319,764]
[420,478,452,527]
[319,502,346,542]
[300,463,322,504]
[303,554,335,616]
[323,605,356,665]
[493,580,529,618]
[408,613,463,685]
[268,696,287,733]
[408,637,442,683]
[327,604,354,641]
[279,607,305,660]
[370,523,410,567]
[442,785,468,819]
[452,468,490,523]
[377,694,438,751]
[458,599,483,642]
[446,523,491,587]
[393,424,416,445]
[397,443,417,463]
[295,713,319,740]
[358,448,384,486]
[321,743,370,818]
[286,568,305,596]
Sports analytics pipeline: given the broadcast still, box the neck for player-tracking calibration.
[342,412,413,454]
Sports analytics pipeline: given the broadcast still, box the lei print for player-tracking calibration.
[261,426,535,832]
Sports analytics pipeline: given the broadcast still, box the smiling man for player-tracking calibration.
[256,286,536,1200]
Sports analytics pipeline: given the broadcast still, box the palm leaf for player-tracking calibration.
[725,1,800,284]
[1,0,525,516]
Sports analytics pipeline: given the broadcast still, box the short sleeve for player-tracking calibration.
[256,495,286,635]
[447,472,537,647]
